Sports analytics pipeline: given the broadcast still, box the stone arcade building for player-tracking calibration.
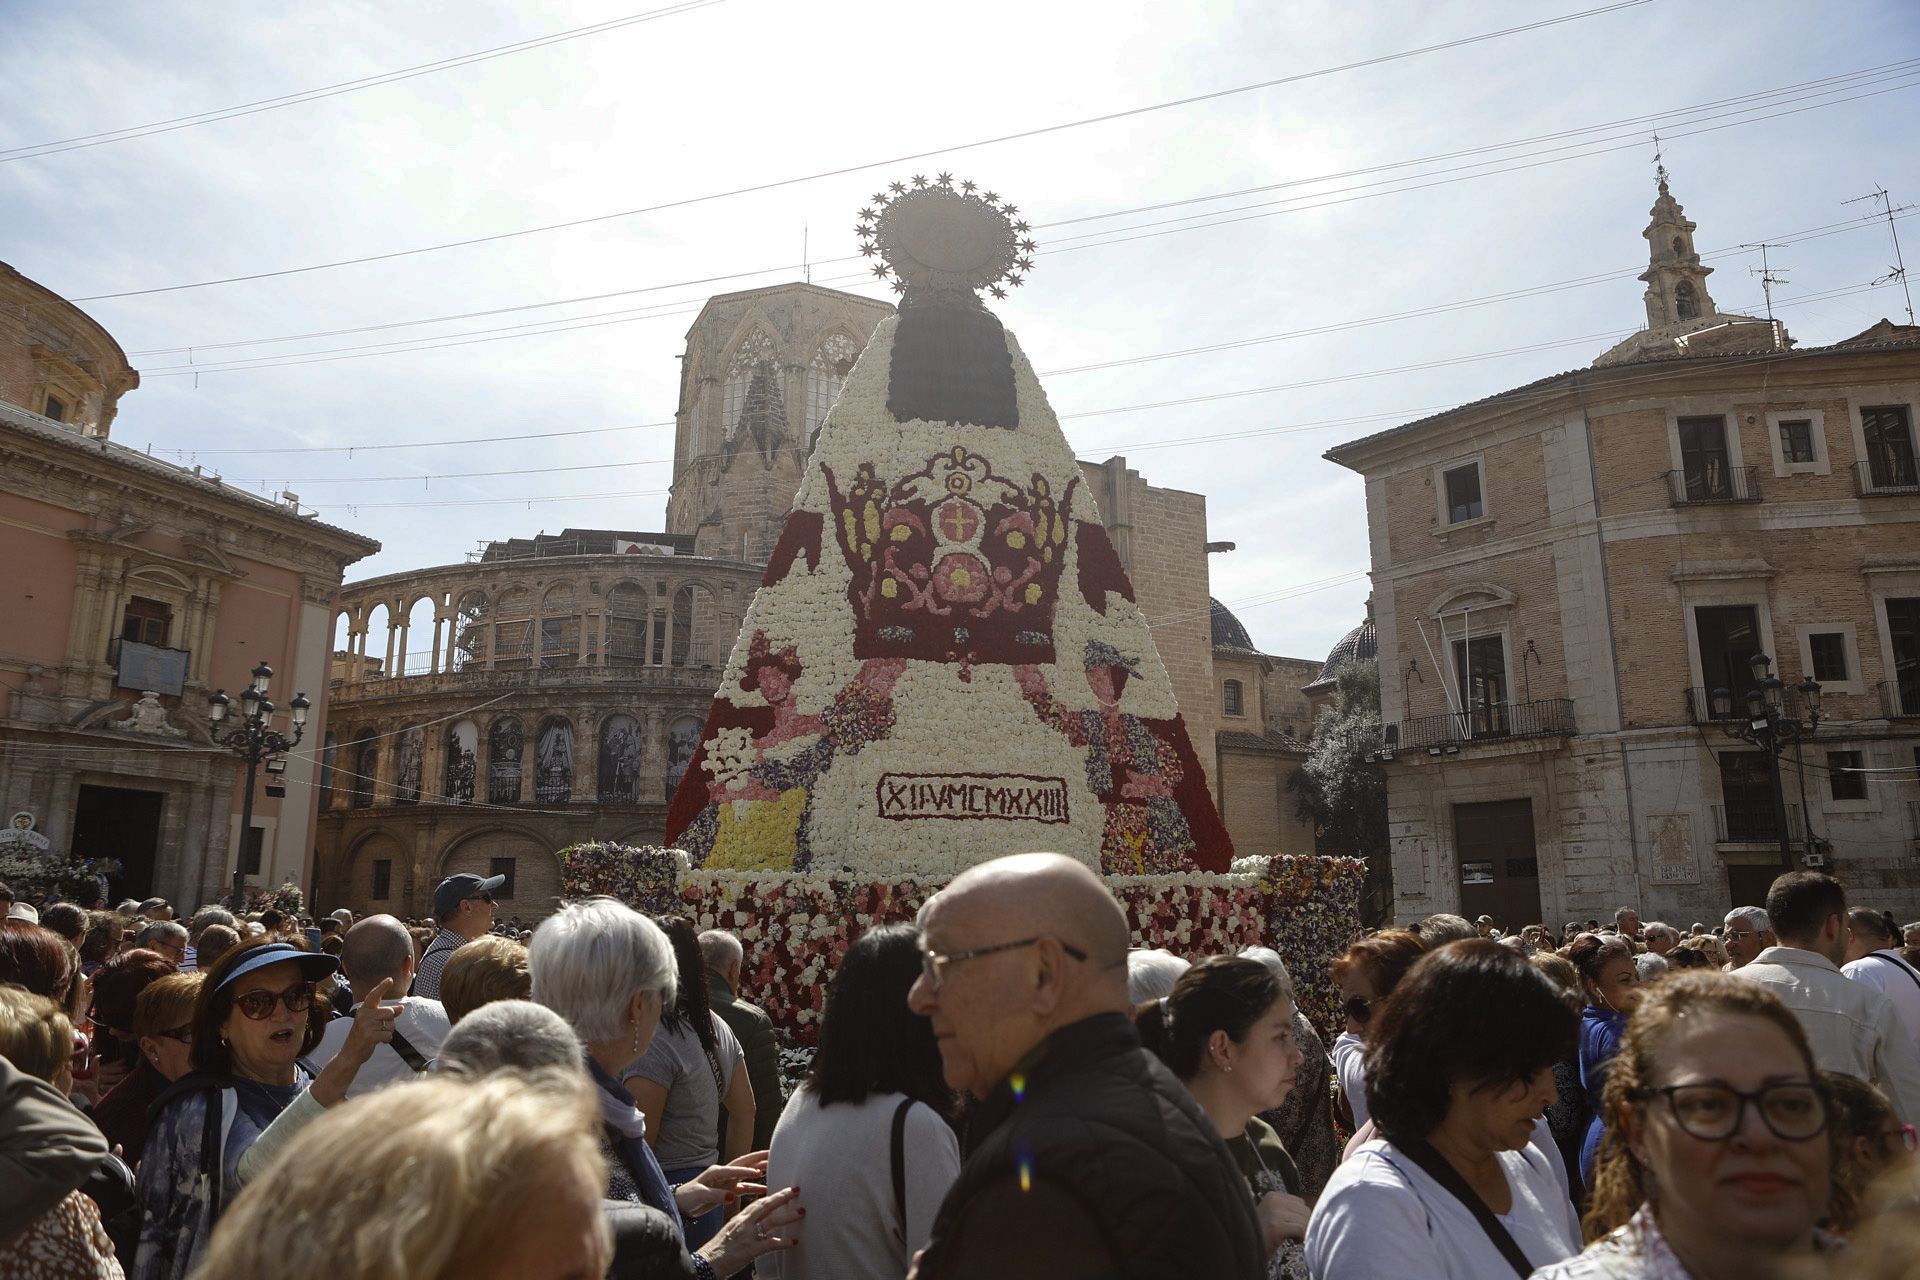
[1328,178,1920,929]
[316,283,1325,918]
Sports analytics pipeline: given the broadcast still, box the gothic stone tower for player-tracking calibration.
[666,284,895,563]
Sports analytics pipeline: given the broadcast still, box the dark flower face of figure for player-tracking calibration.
[1083,641,1139,707]
[739,631,804,707]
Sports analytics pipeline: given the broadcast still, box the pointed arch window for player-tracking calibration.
[804,333,860,440]
[1675,280,1701,321]
[721,331,778,442]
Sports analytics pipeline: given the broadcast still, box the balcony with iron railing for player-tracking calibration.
[1685,685,1805,726]
[1665,465,1762,506]
[1854,458,1920,497]
[334,656,723,700]
[1385,698,1576,753]
[1710,801,1805,847]
[1881,679,1920,719]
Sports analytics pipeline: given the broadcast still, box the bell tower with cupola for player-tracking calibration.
[1637,165,1718,329]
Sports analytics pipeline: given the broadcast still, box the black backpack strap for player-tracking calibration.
[891,1097,913,1236]
[1394,1137,1533,1278]
[1865,952,1920,994]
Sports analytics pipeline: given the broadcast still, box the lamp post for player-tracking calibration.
[208,662,310,906]
[1710,653,1822,866]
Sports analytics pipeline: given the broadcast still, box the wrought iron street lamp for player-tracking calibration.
[207,663,310,905]
[1710,654,1822,865]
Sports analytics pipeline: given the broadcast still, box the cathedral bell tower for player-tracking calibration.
[1637,166,1718,329]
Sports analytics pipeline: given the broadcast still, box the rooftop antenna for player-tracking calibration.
[803,222,811,284]
[1743,242,1788,322]
[1844,184,1916,324]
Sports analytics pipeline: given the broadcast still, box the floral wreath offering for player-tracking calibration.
[662,179,1234,880]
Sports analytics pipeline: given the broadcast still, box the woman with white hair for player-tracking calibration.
[1126,948,1190,1004]
[529,898,802,1280]
[194,1071,610,1280]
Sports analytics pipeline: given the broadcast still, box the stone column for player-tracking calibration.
[576,711,600,803]
[641,709,666,802]
[422,724,448,806]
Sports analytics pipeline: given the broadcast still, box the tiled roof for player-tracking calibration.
[1303,618,1376,695]
[1217,729,1307,754]
[1210,597,1261,654]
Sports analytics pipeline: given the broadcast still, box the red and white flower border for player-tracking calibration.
[557,844,1365,1043]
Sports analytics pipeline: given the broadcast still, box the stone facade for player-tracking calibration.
[0,261,139,438]
[0,266,379,905]
[1330,324,1920,929]
[665,284,894,562]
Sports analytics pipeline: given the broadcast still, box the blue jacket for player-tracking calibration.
[1578,1006,1628,1187]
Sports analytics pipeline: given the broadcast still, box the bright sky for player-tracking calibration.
[4,0,1915,662]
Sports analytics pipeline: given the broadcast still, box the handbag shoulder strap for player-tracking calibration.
[1865,952,1920,994]
[389,1028,431,1074]
[890,1097,913,1236]
[1394,1138,1534,1279]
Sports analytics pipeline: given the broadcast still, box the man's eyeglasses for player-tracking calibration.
[919,936,1088,990]
[1341,996,1373,1025]
[468,892,494,905]
[1635,1081,1827,1142]
[231,983,316,1021]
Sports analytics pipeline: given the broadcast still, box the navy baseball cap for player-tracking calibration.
[433,872,505,921]
[212,941,338,994]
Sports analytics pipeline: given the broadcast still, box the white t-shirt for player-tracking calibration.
[304,996,450,1098]
[1844,950,1920,1061]
[1305,1121,1579,1280]
[761,1089,960,1280]
[1331,1032,1369,1129]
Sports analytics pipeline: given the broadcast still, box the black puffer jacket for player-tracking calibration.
[914,1012,1265,1280]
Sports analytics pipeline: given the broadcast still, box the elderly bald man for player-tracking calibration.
[304,913,450,1096]
[699,928,784,1150]
[906,852,1264,1280]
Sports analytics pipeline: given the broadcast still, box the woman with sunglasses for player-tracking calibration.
[1328,929,1426,1135]
[130,939,396,1280]
[1533,972,1838,1279]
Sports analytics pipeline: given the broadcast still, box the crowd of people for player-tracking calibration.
[3,862,1920,1279]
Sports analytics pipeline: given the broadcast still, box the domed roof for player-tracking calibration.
[1303,617,1377,694]
[1210,597,1260,654]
